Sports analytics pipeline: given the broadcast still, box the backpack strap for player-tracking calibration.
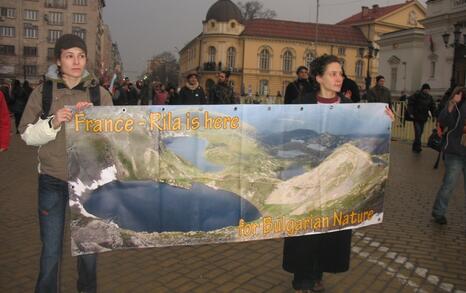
[40,80,54,119]
[89,84,101,106]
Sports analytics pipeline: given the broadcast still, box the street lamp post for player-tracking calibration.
[442,23,466,89]
[364,43,379,92]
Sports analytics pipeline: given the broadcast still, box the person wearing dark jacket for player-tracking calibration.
[208,71,235,104]
[285,66,315,104]
[179,72,206,105]
[11,79,27,133]
[431,86,466,225]
[167,85,182,105]
[285,55,352,293]
[341,69,361,102]
[407,83,436,153]
[366,75,392,106]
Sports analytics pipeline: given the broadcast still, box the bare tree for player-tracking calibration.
[147,51,179,86]
[237,1,277,20]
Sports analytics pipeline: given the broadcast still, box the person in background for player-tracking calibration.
[407,83,436,153]
[366,75,392,107]
[284,66,315,104]
[431,86,466,225]
[167,84,182,105]
[18,34,113,293]
[208,71,236,104]
[0,91,10,152]
[341,68,361,102]
[153,81,168,105]
[179,72,207,105]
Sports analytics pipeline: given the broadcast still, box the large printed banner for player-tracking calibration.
[66,104,391,256]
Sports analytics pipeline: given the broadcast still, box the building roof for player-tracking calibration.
[242,19,369,46]
[337,2,407,25]
[205,0,243,24]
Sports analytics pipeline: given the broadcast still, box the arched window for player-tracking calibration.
[355,60,364,77]
[304,52,315,69]
[227,47,236,69]
[259,49,270,71]
[282,50,293,73]
[208,46,216,63]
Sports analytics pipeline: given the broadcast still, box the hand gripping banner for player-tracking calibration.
[66,104,391,256]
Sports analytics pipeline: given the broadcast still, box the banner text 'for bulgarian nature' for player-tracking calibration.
[66,104,390,256]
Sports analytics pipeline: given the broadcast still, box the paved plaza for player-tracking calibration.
[0,134,465,293]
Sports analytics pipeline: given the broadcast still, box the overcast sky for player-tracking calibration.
[102,0,427,80]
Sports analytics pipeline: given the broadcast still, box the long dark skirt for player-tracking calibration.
[283,229,352,274]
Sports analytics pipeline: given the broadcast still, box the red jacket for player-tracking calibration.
[0,91,11,150]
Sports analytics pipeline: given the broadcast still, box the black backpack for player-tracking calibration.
[40,80,101,119]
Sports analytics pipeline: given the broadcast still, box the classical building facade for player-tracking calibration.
[179,0,426,96]
[0,0,111,83]
[378,28,426,96]
[420,0,466,96]
[379,0,465,98]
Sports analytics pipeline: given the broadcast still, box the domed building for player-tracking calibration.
[179,0,426,97]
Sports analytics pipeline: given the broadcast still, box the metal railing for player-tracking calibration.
[391,101,437,144]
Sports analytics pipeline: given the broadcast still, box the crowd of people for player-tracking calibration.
[0,33,464,293]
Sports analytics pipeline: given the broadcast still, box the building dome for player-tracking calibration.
[206,0,243,24]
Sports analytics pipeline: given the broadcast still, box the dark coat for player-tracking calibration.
[208,83,235,104]
[284,79,315,104]
[438,101,466,157]
[179,85,207,105]
[367,85,391,106]
[407,91,436,122]
[341,77,361,102]
[283,90,352,274]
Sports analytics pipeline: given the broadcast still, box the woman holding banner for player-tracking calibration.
[19,34,113,293]
[283,54,352,293]
[283,54,393,292]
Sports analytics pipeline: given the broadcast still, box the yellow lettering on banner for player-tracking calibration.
[333,210,374,226]
[204,112,240,129]
[74,113,134,133]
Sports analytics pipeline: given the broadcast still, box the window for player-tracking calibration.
[73,0,88,6]
[390,67,398,91]
[0,26,15,37]
[24,65,37,76]
[259,80,269,96]
[304,52,315,69]
[227,47,236,69]
[73,13,86,24]
[0,45,15,55]
[282,50,293,73]
[24,24,38,38]
[24,9,38,21]
[259,49,270,71]
[230,22,236,29]
[1,7,16,18]
[430,61,436,78]
[72,27,86,41]
[24,46,38,56]
[45,0,66,9]
[208,46,216,63]
[355,60,364,77]
[338,47,346,56]
[47,47,55,60]
[48,12,63,25]
[48,29,62,42]
[358,48,365,58]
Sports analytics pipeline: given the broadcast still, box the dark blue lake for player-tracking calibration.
[163,136,224,172]
[279,165,305,180]
[84,181,261,233]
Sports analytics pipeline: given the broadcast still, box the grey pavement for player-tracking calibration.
[0,133,465,293]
